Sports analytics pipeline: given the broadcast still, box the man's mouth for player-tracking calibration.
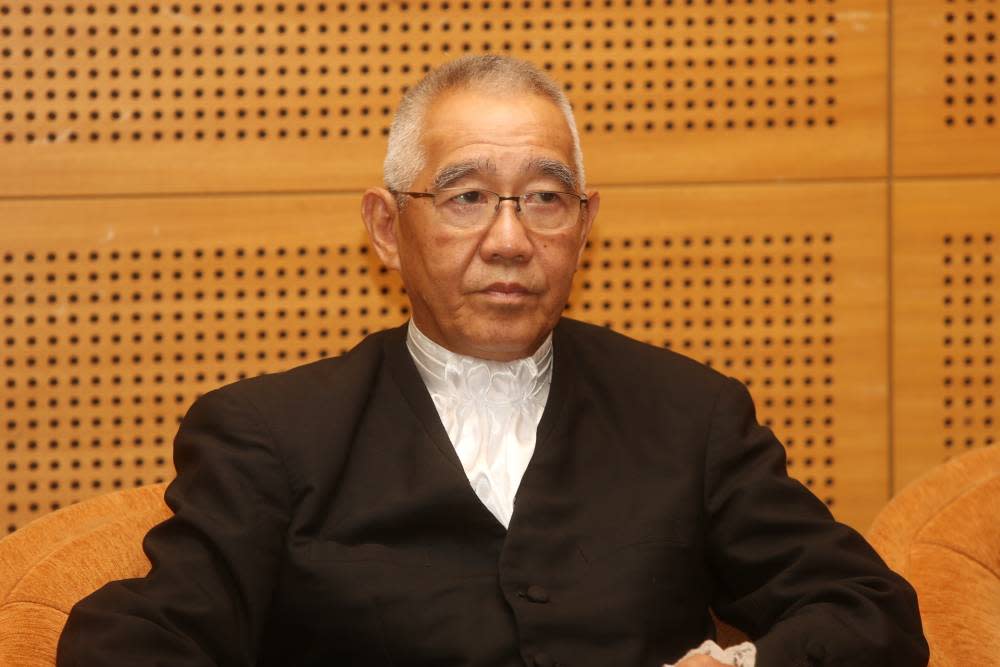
[479,282,538,302]
[483,282,532,294]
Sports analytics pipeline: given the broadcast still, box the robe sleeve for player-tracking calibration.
[703,377,929,667]
[56,385,292,667]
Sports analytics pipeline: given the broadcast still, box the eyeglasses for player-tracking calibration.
[391,187,588,231]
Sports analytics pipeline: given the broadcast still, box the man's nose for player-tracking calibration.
[479,199,534,263]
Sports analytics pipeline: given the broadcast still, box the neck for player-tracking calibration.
[409,319,547,362]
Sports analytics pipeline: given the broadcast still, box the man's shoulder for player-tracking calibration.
[196,324,403,418]
[557,318,727,379]
[555,317,731,399]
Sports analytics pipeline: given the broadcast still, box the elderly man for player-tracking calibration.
[57,55,928,667]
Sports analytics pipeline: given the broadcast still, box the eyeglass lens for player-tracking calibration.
[430,189,582,229]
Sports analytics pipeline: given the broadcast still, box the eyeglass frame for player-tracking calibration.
[389,187,589,229]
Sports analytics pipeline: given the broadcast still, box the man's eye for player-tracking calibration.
[450,190,486,205]
[526,191,562,205]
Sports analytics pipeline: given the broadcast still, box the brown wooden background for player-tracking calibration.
[1,0,998,535]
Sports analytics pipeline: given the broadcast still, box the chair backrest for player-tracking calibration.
[0,483,171,667]
[867,446,1000,667]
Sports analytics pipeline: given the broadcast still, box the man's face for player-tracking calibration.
[365,89,599,361]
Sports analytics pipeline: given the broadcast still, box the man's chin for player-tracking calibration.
[460,321,552,361]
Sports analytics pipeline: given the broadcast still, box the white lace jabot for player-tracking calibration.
[406,320,553,528]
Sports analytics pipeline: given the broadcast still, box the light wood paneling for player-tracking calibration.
[894,0,1000,176]
[0,0,886,197]
[9,0,999,539]
[0,193,407,534]
[580,1,888,184]
[585,182,889,531]
[1,181,888,534]
[893,178,998,491]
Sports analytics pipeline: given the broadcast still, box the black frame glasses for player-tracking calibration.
[390,187,588,230]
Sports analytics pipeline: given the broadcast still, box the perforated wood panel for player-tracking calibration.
[893,179,998,491]
[9,0,997,542]
[580,182,889,530]
[894,0,1000,176]
[1,195,407,534]
[1,181,888,534]
[0,0,885,196]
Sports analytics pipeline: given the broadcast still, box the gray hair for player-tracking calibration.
[383,55,586,194]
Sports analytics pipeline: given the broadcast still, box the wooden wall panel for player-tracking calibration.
[0,0,885,197]
[585,182,889,530]
[1,181,888,534]
[0,194,406,534]
[9,0,997,540]
[894,0,1000,176]
[893,179,998,491]
[580,0,887,184]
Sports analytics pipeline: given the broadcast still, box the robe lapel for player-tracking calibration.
[382,323,467,476]
[381,321,578,536]
[506,320,577,532]
[382,323,510,534]
[534,321,574,451]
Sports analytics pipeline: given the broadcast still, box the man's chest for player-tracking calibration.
[263,393,714,666]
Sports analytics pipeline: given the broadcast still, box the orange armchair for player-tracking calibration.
[867,446,1000,667]
[0,483,170,667]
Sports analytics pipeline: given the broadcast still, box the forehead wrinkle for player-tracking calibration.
[431,158,497,190]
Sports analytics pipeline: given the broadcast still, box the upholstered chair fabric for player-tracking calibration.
[0,483,170,667]
[867,446,1000,667]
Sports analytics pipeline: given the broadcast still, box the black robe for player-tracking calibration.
[57,318,928,667]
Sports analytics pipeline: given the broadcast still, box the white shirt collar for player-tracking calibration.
[405,320,553,405]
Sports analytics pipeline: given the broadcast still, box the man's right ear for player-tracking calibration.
[361,188,401,271]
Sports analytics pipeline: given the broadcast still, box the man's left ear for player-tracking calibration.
[576,190,600,265]
[361,187,402,271]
